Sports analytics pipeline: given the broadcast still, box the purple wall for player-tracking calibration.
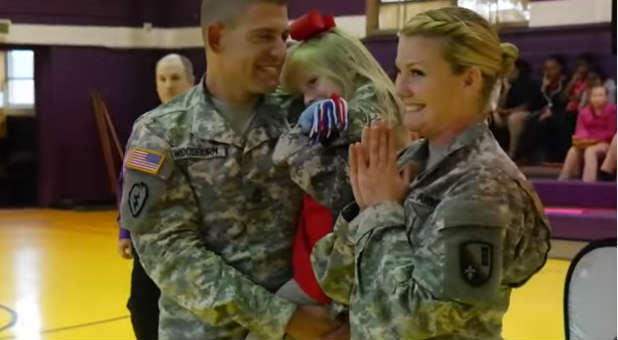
[0,0,142,26]
[0,0,615,206]
[365,23,617,81]
[0,0,364,27]
[33,46,205,205]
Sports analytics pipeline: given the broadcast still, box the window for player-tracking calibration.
[459,0,529,27]
[0,49,35,114]
[366,0,529,36]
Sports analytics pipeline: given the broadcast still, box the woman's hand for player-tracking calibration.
[349,123,412,209]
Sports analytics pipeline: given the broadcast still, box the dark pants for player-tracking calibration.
[127,247,161,340]
[519,109,576,163]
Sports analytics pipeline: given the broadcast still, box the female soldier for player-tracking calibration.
[312,7,551,339]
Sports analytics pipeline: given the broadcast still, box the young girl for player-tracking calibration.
[264,9,404,336]
[559,85,617,181]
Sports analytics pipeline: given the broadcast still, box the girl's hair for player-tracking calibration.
[400,7,519,111]
[280,28,403,130]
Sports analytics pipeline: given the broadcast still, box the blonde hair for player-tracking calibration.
[401,7,519,110]
[281,29,403,132]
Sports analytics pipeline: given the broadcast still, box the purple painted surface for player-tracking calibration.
[548,212,617,241]
[0,0,142,26]
[288,0,366,18]
[364,24,616,82]
[3,0,615,206]
[0,0,364,27]
[35,47,205,205]
[532,180,617,208]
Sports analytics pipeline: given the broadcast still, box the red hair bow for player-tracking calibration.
[290,10,336,41]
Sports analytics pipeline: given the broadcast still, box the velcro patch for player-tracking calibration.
[171,146,227,160]
[460,241,493,286]
[126,147,166,175]
[128,182,149,217]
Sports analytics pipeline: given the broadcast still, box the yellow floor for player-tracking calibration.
[0,209,568,340]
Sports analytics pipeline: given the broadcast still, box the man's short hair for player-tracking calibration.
[200,0,287,29]
[157,54,194,79]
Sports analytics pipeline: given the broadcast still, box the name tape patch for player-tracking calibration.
[172,146,227,160]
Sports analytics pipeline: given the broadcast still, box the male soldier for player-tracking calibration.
[120,1,341,339]
[117,53,195,340]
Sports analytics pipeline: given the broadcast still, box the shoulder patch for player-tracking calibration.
[128,182,149,217]
[460,241,493,286]
[126,147,166,175]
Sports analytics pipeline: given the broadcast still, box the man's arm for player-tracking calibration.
[121,122,297,339]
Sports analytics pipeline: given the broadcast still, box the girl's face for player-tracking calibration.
[297,71,342,105]
[589,86,608,110]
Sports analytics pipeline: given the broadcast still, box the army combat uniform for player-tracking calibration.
[312,122,551,339]
[273,83,390,217]
[120,81,345,340]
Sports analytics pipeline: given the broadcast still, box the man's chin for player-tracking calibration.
[252,82,279,94]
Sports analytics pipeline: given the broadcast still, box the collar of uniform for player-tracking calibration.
[190,77,247,148]
[243,94,288,153]
[401,121,489,181]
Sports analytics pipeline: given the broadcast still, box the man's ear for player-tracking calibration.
[207,23,225,53]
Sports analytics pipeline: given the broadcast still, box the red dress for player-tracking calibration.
[292,194,333,303]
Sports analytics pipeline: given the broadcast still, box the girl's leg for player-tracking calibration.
[559,147,583,180]
[583,143,610,182]
[506,111,529,159]
[600,135,617,174]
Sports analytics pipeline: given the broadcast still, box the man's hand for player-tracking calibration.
[285,305,341,340]
[118,239,133,259]
[539,108,552,122]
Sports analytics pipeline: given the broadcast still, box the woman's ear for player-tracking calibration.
[463,66,483,92]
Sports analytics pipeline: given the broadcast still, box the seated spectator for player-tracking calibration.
[579,69,617,109]
[599,134,617,181]
[492,59,546,159]
[564,55,592,113]
[559,85,617,181]
[518,55,568,163]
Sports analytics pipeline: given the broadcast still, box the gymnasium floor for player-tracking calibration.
[0,209,569,340]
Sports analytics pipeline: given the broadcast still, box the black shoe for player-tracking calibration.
[598,170,616,181]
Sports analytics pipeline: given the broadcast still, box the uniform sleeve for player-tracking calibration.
[310,203,359,305]
[121,123,296,339]
[352,198,509,338]
[273,87,383,216]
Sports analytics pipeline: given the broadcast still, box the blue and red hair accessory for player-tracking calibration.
[290,9,336,41]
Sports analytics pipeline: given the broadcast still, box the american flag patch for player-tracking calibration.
[126,147,165,175]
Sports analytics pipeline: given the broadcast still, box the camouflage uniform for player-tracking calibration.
[312,122,551,339]
[273,83,385,216]
[121,81,327,340]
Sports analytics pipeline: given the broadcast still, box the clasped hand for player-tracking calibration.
[349,122,414,210]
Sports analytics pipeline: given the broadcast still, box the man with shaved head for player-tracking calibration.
[155,53,195,104]
[119,1,345,339]
[117,53,195,340]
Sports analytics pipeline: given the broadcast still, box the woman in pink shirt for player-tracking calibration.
[560,85,617,181]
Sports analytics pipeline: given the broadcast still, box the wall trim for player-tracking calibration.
[0,0,610,50]
[0,16,366,49]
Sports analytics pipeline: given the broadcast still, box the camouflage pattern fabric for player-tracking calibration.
[312,122,551,339]
[120,81,305,340]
